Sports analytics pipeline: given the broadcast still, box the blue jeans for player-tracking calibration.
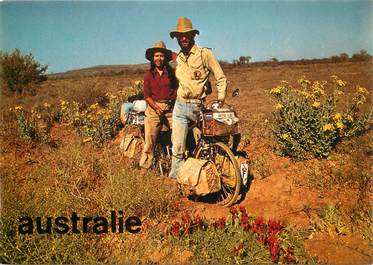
[169,101,201,178]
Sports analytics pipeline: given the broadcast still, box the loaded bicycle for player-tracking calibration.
[122,94,248,207]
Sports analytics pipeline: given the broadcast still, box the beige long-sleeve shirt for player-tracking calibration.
[175,44,227,101]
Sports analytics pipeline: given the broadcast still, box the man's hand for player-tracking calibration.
[212,100,224,109]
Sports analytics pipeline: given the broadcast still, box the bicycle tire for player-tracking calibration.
[195,142,241,206]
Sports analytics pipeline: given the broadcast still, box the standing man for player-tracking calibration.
[168,16,227,178]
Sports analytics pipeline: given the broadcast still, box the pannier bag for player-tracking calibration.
[120,135,143,159]
[132,100,147,112]
[202,108,239,136]
[127,111,145,126]
[214,153,249,187]
[177,158,221,196]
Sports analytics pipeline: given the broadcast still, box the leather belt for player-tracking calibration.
[154,100,175,104]
[177,97,205,104]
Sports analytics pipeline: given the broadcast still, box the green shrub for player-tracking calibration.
[11,104,53,145]
[270,76,372,160]
[0,49,48,95]
[57,80,144,146]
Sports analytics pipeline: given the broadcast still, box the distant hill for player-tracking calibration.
[48,51,372,79]
[48,64,149,79]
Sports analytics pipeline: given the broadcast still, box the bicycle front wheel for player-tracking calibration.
[195,142,241,206]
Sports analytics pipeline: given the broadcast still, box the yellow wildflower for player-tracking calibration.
[270,86,282,95]
[337,90,344,96]
[15,106,23,111]
[298,78,311,86]
[274,103,283,110]
[336,122,344,130]
[323,123,334,132]
[347,115,353,122]
[43,102,51,108]
[282,133,289,140]
[336,79,346,87]
[333,113,342,121]
[60,100,66,105]
[356,86,369,95]
[312,101,321,108]
[89,103,99,109]
[312,81,325,96]
[299,90,311,98]
[83,137,93,143]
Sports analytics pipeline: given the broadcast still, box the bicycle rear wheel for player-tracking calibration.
[195,142,241,206]
[153,142,172,177]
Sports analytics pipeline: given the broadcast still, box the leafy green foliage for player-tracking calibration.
[270,76,372,160]
[11,104,53,145]
[0,49,48,95]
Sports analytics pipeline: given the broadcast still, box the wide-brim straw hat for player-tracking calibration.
[145,40,173,62]
[169,16,199,39]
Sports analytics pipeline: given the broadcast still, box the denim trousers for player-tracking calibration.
[169,100,201,178]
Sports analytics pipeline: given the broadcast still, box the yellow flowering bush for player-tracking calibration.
[12,104,53,144]
[270,76,372,160]
[11,80,144,146]
[57,80,144,146]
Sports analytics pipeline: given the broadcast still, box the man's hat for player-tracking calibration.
[145,40,173,62]
[169,16,200,39]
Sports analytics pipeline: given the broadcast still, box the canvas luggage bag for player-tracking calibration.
[177,158,221,196]
[215,152,250,187]
[120,135,143,159]
[202,109,239,136]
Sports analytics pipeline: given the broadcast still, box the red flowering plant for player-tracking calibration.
[228,206,298,263]
[168,212,208,237]
[266,219,285,262]
[170,221,181,236]
[213,217,226,230]
[163,206,315,264]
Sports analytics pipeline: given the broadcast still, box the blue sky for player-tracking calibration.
[1,0,372,73]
